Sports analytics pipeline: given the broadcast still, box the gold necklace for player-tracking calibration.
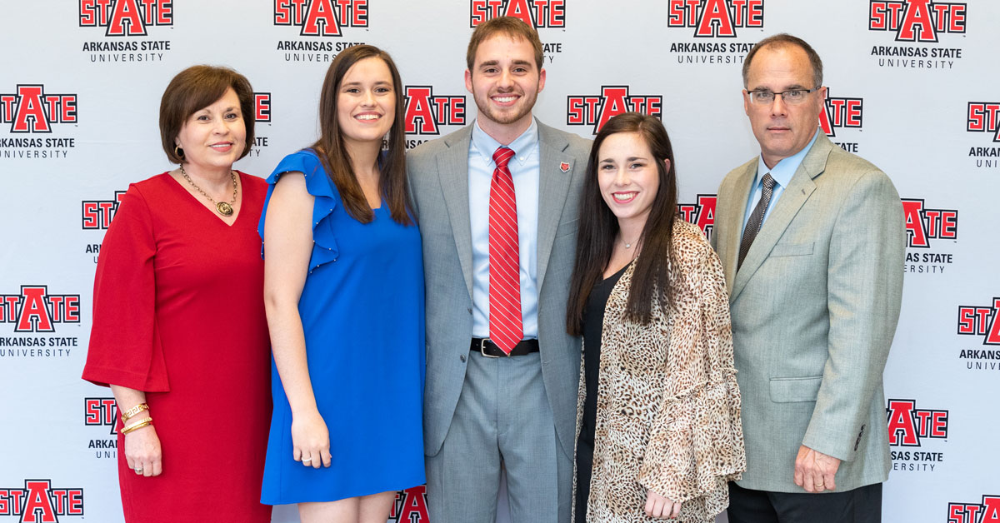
[179,165,238,217]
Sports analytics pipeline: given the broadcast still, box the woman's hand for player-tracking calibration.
[123,425,162,477]
[645,489,681,520]
[291,410,332,469]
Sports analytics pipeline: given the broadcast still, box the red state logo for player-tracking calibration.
[667,0,764,37]
[948,496,1000,523]
[470,0,566,28]
[274,0,368,36]
[868,0,966,42]
[79,0,173,36]
[901,198,958,248]
[677,194,717,241]
[957,298,1000,346]
[0,480,84,523]
[567,86,663,135]
[0,85,77,133]
[0,286,81,333]
[885,399,948,447]
[404,87,466,136]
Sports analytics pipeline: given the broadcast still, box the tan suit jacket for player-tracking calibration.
[712,131,905,493]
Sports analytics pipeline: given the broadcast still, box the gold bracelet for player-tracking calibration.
[121,417,153,435]
[120,403,150,423]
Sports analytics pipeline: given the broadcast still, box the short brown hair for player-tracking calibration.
[159,65,255,164]
[466,16,544,72]
[742,33,823,90]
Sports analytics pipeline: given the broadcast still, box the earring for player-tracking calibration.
[174,145,184,159]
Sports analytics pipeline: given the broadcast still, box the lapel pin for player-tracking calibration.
[559,161,571,172]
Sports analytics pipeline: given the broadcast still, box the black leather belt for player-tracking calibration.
[471,338,539,358]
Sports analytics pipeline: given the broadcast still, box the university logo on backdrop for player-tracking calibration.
[666,0,763,65]
[274,0,368,63]
[0,84,78,160]
[79,0,173,63]
[901,197,957,275]
[966,102,1000,170]
[955,296,1000,372]
[0,286,81,359]
[566,86,663,135]
[389,486,429,523]
[677,195,717,242]
[81,189,125,264]
[246,92,272,158]
[868,0,966,70]
[469,1,566,64]
[0,480,84,523]
[403,86,466,150]
[886,398,947,473]
[85,397,120,459]
[948,496,1000,523]
[821,91,864,154]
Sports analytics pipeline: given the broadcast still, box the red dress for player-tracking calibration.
[83,172,272,523]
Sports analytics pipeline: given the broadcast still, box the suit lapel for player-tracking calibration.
[435,126,475,299]
[535,122,576,293]
[721,163,757,295]
[730,133,833,302]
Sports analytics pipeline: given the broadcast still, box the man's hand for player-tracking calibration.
[794,445,841,492]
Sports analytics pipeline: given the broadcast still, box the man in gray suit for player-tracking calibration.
[712,34,905,522]
[406,17,590,523]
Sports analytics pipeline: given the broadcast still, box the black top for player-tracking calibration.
[575,263,629,523]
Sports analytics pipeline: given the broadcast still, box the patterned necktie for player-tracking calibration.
[738,173,776,270]
[489,146,522,355]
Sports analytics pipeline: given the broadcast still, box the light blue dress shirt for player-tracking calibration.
[469,118,540,339]
[741,130,820,233]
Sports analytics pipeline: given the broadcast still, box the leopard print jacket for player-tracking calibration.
[573,220,746,523]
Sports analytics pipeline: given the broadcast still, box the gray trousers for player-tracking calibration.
[426,351,572,522]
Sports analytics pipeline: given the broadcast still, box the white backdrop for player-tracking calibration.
[1,1,998,522]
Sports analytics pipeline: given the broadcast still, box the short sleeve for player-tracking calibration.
[82,184,170,392]
[257,149,340,272]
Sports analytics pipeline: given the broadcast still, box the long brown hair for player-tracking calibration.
[566,112,679,335]
[312,45,412,225]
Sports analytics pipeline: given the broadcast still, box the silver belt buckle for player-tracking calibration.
[480,338,502,358]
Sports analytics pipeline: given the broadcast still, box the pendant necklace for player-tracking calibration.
[180,165,238,217]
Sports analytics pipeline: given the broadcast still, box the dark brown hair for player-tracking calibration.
[742,33,824,89]
[159,65,255,164]
[567,112,679,335]
[312,44,411,225]
[466,16,544,72]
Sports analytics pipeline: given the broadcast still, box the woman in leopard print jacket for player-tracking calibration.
[566,112,746,523]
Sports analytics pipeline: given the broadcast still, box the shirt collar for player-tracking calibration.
[471,117,539,168]
[755,129,819,189]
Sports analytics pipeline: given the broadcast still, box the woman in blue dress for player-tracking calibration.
[259,45,425,522]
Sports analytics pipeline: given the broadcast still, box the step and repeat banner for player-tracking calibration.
[1,1,998,522]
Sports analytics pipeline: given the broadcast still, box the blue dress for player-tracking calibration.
[258,150,426,504]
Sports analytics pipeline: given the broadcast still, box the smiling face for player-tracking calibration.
[336,56,396,148]
[174,87,246,170]
[743,44,826,168]
[597,132,665,234]
[465,34,545,138]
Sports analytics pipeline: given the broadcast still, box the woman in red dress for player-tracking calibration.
[82,66,272,522]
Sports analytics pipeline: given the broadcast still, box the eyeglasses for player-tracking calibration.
[746,87,820,105]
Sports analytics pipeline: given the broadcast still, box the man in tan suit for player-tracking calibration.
[712,34,905,522]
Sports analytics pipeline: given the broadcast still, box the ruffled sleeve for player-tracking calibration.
[82,184,170,392]
[258,149,340,273]
[637,243,746,514]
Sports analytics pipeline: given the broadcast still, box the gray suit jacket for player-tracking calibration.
[407,120,592,459]
[711,131,905,493]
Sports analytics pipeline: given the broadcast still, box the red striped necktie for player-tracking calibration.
[488,146,523,355]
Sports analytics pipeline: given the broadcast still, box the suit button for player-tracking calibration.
[467,308,472,314]
[460,354,467,363]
